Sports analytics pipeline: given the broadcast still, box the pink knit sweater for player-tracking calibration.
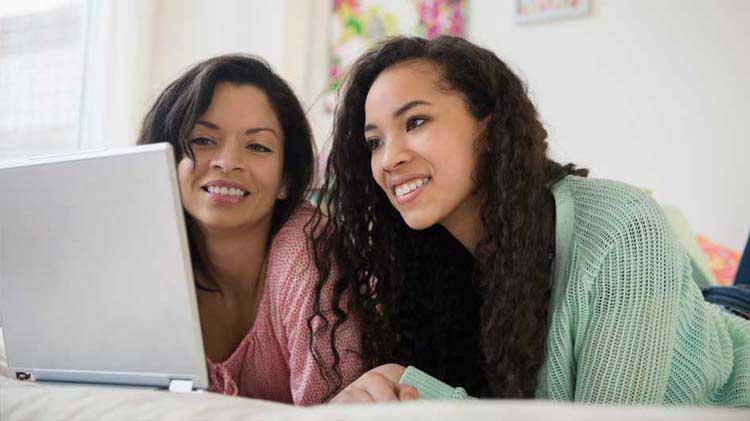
[205,204,364,405]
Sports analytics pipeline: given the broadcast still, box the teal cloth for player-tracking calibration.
[399,366,471,400]
[399,176,750,406]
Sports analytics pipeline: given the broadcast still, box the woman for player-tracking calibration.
[137,54,363,405]
[310,36,750,406]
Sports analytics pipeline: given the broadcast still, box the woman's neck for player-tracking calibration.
[440,194,483,256]
[441,189,557,258]
[193,219,272,297]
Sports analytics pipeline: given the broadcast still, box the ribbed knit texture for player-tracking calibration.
[400,366,472,400]
[400,176,750,406]
[205,204,365,405]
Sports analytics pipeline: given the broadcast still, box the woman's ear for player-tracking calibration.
[477,114,493,152]
[277,178,289,200]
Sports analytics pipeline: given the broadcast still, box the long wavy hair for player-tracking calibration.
[137,54,315,278]
[309,36,587,398]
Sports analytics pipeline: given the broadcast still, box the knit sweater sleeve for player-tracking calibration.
[571,193,685,404]
[399,366,473,400]
[276,227,365,406]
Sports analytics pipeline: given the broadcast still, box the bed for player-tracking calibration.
[0,332,746,420]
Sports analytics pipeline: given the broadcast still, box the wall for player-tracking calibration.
[148,0,287,104]
[467,0,749,249]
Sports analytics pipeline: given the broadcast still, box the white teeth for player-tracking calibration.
[394,177,430,197]
[206,185,247,197]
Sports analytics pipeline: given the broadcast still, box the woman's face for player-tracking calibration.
[177,82,285,234]
[364,60,484,233]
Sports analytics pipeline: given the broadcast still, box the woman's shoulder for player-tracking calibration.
[270,202,325,253]
[267,202,323,284]
[558,175,659,216]
[552,177,692,331]
[555,175,682,280]
[557,175,669,240]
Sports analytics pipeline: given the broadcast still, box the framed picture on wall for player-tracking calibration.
[325,0,468,114]
[514,0,590,24]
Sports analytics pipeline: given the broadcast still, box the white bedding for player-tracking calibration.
[0,330,746,420]
[1,378,747,421]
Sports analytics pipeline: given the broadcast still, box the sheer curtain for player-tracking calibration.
[0,0,155,162]
[79,0,155,150]
[0,1,87,161]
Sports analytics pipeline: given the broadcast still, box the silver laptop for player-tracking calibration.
[0,143,208,392]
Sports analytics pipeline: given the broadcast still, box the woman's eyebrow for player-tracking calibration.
[195,120,278,139]
[244,127,278,138]
[393,99,431,118]
[364,99,432,133]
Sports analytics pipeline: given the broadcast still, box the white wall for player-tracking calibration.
[145,0,333,147]
[467,0,749,249]
[142,0,749,249]
[147,0,287,107]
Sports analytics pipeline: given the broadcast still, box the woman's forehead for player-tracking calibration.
[198,83,281,130]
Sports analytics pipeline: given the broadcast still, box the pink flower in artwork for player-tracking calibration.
[450,4,464,35]
[417,0,466,39]
[329,65,339,79]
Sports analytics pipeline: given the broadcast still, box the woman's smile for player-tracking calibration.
[201,180,251,204]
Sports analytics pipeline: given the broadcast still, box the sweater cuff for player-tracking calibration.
[399,366,472,400]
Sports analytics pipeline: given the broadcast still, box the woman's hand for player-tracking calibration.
[330,363,419,404]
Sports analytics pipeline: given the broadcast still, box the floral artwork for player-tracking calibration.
[326,0,467,112]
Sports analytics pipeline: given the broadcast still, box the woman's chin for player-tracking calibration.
[400,212,437,231]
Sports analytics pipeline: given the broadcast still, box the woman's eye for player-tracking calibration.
[365,137,381,151]
[189,137,214,146]
[247,143,271,153]
[406,117,426,132]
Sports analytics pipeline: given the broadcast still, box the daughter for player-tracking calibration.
[312,36,749,406]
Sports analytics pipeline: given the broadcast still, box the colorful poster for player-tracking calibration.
[326,0,468,112]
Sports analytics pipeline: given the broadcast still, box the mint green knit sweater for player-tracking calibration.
[400,176,750,406]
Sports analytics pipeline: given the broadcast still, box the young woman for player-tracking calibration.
[310,36,750,406]
[137,54,363,405]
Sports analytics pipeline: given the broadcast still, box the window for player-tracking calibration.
[0,1,88,161]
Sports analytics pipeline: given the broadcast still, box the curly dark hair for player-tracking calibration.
[309,35,587,398]
[137,54,315,277]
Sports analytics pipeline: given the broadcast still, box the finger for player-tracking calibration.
[331,388,375,404]
[398,383,419,401]
[373,363,407,382]
[363,373,400,402]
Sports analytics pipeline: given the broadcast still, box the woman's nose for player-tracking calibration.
[210,145,243,173]
[380,135,411,172]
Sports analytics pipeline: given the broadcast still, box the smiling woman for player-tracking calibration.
[311,36,750,407]
[136,54,364,405]
[177,83,285,234]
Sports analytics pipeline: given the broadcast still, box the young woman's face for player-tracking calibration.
[177,82,285,233]
[364,61,484,232]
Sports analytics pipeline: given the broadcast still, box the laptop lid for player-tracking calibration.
[0,143,207,390]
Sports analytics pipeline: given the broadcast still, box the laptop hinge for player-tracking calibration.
[168,379,194,393]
